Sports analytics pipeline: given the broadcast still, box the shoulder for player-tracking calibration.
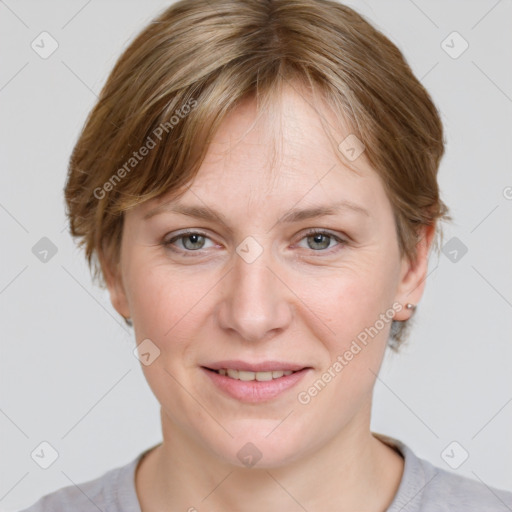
[419,461,512,511]
[18,450,147,512]
[374,433,512,512]
[19,471,111,512]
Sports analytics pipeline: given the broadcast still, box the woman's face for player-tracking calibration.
[107,84,430,468]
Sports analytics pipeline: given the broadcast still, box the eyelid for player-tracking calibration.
[163,229,214,251]
[293,228,347,252]
[298,227,347,242]
[163,228,348,254]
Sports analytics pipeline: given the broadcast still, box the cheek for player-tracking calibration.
[302,255,399,338]
[295,270,392,423]
[295,249,400,401]
[126,261,222,386]
[127,260,206,338]
[126,265,213,423]
[316,279,391,376]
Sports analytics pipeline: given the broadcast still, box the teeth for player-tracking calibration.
[239,370,256,381]
[227,369,239,379]
[215,368,296,380]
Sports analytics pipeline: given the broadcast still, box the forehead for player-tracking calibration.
[139,83,389,219]
[200,85,360,184]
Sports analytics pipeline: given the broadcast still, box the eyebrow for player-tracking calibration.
[143,199,370,227]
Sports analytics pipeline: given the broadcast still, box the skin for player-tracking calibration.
[102,82,436,511]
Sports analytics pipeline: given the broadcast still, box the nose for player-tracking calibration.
[216,244,293,343]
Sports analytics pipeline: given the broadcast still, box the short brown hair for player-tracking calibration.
[64,0,451,350]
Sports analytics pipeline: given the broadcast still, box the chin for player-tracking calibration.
[206,422,310,470]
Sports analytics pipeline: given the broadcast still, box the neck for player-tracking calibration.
[135,406,404,512]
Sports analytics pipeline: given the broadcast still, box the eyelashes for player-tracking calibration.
[297,228,347,252]
[162,229,348,256]
[163,231,213,252]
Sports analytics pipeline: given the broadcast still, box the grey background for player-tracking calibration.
[1,0,511,510]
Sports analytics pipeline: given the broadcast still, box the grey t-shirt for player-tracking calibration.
[19,434,512,511]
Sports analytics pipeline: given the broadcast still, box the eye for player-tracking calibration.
[296,229,347,252]
[162,229,347,255]
[163,230,215,252]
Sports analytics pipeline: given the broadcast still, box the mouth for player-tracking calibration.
[203,367,298,381]
[200,363,312,403]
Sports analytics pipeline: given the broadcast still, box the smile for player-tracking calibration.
[201,366,311,403]
[212,368,295,380]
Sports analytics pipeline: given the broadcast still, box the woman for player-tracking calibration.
[21,0,512,510]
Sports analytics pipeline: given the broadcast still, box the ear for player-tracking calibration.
[98,248,131,320]
[393,223,436,321]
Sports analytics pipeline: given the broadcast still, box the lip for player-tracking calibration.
[201,366,311,403]
[203,360,309,372]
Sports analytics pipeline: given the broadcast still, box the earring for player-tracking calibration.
[406,303,417,312]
